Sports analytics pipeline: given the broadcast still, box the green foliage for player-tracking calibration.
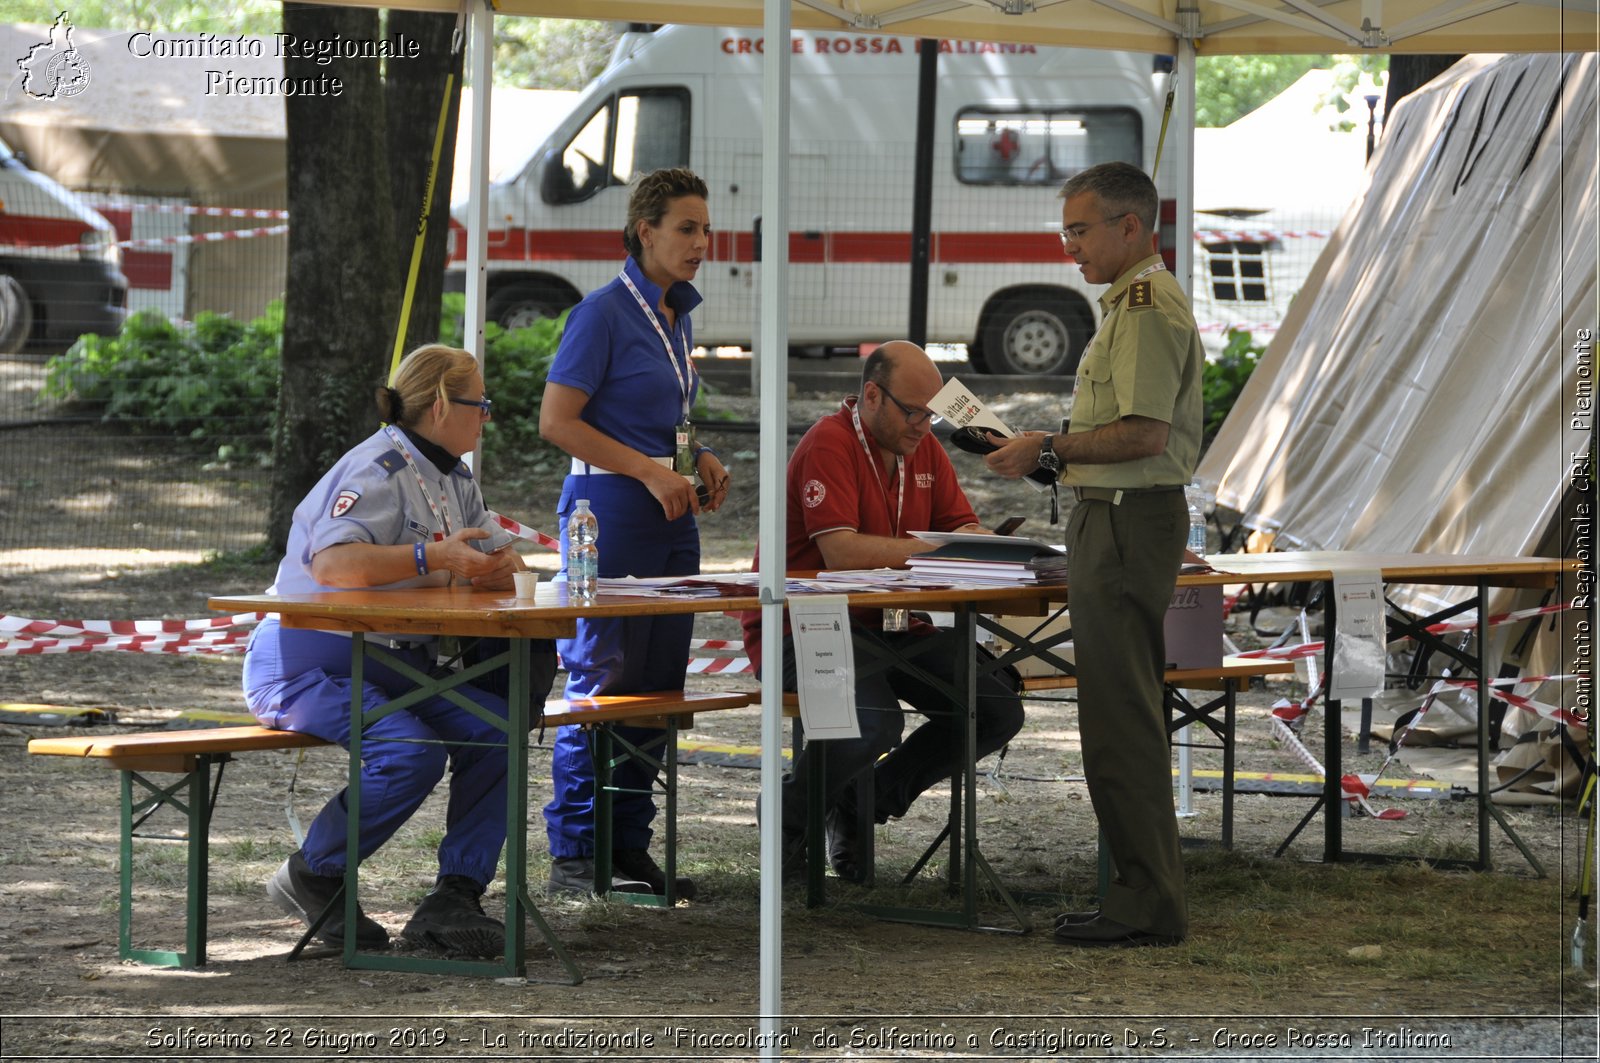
[493,19,622,89]
[1195,54,1388,128]
[10,1,280,34]
[438,293,566,468]
[1202,329,1264,449]
[43,303,283,456]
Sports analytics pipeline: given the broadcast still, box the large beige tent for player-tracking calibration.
[1202,52,1594,562]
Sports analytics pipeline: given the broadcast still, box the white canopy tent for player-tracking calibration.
[305,0,1594,1044]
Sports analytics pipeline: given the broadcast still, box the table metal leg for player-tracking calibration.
[335,636,581,981]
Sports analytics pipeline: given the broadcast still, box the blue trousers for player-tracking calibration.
[545,473,700,857]
[244,622,556,885]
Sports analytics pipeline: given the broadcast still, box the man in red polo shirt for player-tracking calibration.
[741,341,1025,881]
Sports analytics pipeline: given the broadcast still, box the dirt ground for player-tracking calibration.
[1,383,1595,1060]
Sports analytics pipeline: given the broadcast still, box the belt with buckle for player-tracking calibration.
[1071,485,1183,505]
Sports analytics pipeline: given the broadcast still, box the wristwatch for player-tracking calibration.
[1036,433,1062,475]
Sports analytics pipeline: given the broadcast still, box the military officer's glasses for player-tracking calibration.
[1059,214,1126,250]
[450,396,494,418]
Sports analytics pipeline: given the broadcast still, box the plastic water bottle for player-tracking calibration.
[567,499,599,602]
[1185,480,1207,558]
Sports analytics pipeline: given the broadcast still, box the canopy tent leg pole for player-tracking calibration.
[757,0,793,1054]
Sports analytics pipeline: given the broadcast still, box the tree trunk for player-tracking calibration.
[268,3,400,552]
[384,10,463,358]
[1385,55,1464,125]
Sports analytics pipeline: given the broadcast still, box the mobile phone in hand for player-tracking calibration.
[993,515,1026,536]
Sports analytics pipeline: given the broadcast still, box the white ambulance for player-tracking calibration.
[448,24,1172,375]
[0,137,127,354]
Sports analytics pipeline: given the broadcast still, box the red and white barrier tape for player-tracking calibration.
[1197,322,1280,335]
[1239,641,1325,662]
[114,225,288,250]
[34,225,290,255]
[685,656,752,675]
[1423,602,1570,636]
[0,612,264,637]
[1,631,252,656]
[1440,674,1587,728]
[92,202,288,220]
[1237,602,1577,664]
[689,638,742,651]
[1194,228,1331,243]
[488,512,560,551]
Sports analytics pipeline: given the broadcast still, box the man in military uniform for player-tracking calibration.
[984,161,1203,948]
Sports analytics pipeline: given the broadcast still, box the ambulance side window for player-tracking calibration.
[547,88,690,205]
[955,107,1142,186]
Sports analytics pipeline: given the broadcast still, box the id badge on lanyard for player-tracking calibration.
[621,269,697,478]
[674,419,695,475]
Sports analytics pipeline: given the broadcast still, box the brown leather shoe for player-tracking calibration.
[1052,914,1184,948]
[1052,909,1100,930]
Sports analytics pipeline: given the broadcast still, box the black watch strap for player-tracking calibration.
[1037,433,1061,474]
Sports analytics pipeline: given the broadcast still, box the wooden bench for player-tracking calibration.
[536,689,753,906]
[27,688,754,963]
[28,726,331,968]
[1022,655,1298,850]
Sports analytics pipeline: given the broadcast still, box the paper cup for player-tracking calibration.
[513,571,538,599]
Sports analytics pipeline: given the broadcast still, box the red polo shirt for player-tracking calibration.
[741,398,979,671]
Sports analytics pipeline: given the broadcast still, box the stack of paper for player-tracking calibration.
[904,531,1069,585]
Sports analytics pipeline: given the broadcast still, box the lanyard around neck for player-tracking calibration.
[847,398,904,538]
[620,269,694,421]
[383,425,452,539]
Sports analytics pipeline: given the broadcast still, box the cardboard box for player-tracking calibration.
[985,612,1075,677]
[1163,584,1224,670]
[985,585,1223,676]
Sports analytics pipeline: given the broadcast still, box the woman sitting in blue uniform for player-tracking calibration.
[244,343,556,956]
[539,167,730,898]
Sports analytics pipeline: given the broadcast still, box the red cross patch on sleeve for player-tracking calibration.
[331,489,360,518]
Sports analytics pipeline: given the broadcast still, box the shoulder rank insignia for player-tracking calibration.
[1126,280,1155,309]
[453,460,474,479]
[374,449,406,474]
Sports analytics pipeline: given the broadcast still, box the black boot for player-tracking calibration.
[267,851,388,949]
[824,805,865,883]
[611,848,698,901]
[401,875,504,958]
[546,857,652,897]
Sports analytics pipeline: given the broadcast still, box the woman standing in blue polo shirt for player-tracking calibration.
[538,168,729,899]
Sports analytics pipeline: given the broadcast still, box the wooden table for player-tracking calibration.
[214,549,1570,967]
[1195,552,1568,872]
[210,580,1062,968]
[989,551,1571,873]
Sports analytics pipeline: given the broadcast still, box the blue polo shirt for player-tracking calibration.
[547,256,703,458]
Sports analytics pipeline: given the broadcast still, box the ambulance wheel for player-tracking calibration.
[0,275,32,355]
[980,293,1092,376]
[486,283,575,332]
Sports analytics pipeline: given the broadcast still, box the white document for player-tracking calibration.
[1329,571,1386,701]
[928,377,1015,435]
[928,377,1049,493]
[788,594,860,741]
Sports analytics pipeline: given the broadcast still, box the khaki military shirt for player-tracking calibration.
[1063,254,1204,490]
